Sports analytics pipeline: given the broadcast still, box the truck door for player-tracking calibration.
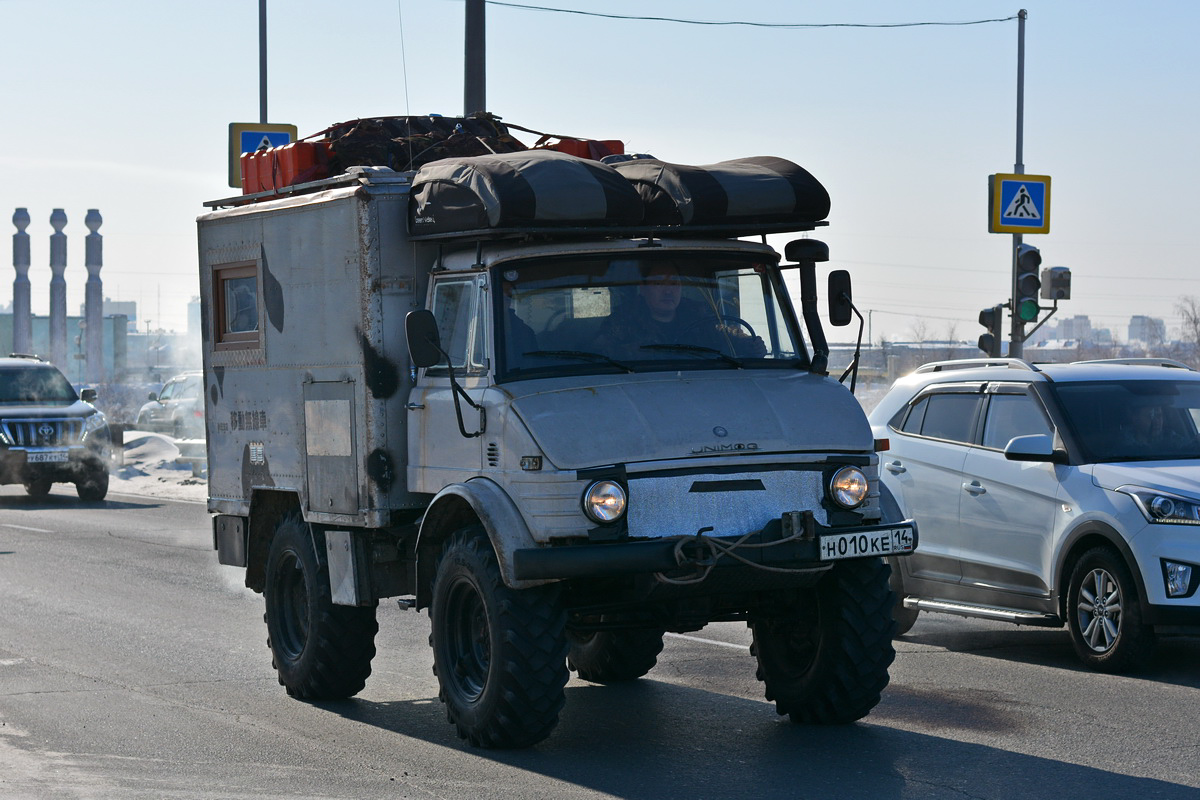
[407,274,488,491]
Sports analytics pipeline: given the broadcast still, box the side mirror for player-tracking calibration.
[1004,434,1067,464]
[828,270,853,327]
[80,388,97,403]
[405,310,444,369]
[148,392,158,402]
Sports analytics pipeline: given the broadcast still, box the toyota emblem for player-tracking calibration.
[38,423,54,442]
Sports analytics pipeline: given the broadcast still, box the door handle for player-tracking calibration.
[406,402,425,411]
[885,460,906,474]
[963,480,986,495]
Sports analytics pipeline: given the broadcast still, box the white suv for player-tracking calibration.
[869,358,1200,672]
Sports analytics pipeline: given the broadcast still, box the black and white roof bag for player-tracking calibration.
[409,149,643,237]
[611,156,831,230]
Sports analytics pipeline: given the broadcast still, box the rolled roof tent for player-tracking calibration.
[408,151,830,239]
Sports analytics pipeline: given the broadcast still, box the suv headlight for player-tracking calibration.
[1118,487,1200,525]
[830,466,868,509]
[83,411,108,436]
[582,480,627,524]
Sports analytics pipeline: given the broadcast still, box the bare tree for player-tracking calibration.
[1176,297,1200,368]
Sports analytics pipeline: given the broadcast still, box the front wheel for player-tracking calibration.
[76,461,109,501]
[430,526,568,748]
[1066,547,1156,672]
[750,557,896,724]
[264,514,378,699]
[24,478,52,499]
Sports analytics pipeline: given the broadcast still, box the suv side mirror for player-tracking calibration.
[1004,434,1067,464]
[828,270,853,327]
[80,388,97,403]
[405,310,444,369]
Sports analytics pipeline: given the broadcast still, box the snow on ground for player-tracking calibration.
[110,431,207,503]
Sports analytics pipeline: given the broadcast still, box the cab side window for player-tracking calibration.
[428,277,488,374]
[982,393,1053,450]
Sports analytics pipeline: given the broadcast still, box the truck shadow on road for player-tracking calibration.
[0,495,163,511]
[325,678,1197,799]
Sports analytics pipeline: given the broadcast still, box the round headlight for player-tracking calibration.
[583,480,627,524]
[1149,495,1177,519]
[830,466,868,509]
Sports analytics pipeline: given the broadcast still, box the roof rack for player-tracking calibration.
[914,358,1040,374]
[1071,358,1196,371]
[7,353,44,361]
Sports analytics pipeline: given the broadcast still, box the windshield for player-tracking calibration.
[0,365,78,404]
[495,252,807,381]
[1053,379,1200,462]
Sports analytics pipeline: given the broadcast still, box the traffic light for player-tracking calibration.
[1041,266,1071,300]
[978,304,1004,356]
[1015,244,1042,322]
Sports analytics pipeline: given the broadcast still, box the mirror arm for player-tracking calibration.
[835,294,866,392]
[425,335,486,439]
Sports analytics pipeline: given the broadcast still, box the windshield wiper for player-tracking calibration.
[524,350,635,373]
[640,343,743,368]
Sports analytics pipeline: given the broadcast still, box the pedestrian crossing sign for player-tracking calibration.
[989,173,1051,234]
[227,122,298,188]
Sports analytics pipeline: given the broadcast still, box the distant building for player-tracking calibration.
[1129,315,1166,345]
[78,297,138,331]
[1058,315,1093,342]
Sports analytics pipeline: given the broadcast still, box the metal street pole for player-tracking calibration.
[465,0,486,115]
[1009,9,1027,358]
[259,0,268,123]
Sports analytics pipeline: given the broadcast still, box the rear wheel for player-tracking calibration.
[430,526,568,748]
[264,514,378,699]
[24,478,52,499]
[750,557,896,724]
[568,625,665,683]
[1066,546,1156,672]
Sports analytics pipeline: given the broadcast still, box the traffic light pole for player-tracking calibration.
[1009,9,1027,358]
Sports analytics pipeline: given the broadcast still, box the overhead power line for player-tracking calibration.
[486,3,1018,29]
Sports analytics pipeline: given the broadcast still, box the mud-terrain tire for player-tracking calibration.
[887,558,920,637]
[76,461,109,501]
[24,478,52,499]
[1066,546,1156,673]
[750,557,896,724]
[568,626,665,683]
[430,526,568,748]
[264,514,378,699]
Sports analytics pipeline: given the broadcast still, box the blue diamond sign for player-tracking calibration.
[989,173,1051,234]
[227,122,298,188]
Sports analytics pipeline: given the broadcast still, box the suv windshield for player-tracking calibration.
[495,252,807,381]
[1053,379,1200,462]
[0,365,77,404]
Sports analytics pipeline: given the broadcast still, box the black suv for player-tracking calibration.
[0,355,112,501]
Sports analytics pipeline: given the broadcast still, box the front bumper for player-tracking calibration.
[513,516,917,582]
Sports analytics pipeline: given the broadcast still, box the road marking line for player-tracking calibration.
[1,524,51,533]
[665,632,749,651]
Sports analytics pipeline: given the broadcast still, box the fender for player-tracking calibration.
[1053,520,1149,614]
[415,477,547,607]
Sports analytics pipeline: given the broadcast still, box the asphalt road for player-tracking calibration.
[1,485,1198,799]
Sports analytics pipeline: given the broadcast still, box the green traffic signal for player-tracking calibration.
[1017,297,1040,322]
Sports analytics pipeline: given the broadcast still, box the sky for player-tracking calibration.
[2,0,1197,344]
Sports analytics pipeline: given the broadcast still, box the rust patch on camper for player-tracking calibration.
[358,329,400,399]
[366,447,395,492]
[260,244,285,333]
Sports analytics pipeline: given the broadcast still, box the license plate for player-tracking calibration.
[819,527,915,561]
[26,450,69,463]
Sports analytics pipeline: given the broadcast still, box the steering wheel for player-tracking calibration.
[684,314,758,339]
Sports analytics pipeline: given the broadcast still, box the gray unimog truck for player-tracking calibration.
[199,120,916,748]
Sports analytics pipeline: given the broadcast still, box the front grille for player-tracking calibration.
[2,418,84,447]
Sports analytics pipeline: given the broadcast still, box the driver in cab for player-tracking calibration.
[598,262,764,360]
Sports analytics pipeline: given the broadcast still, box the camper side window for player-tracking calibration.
[214,262,261,350]
[428,277,487,375]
